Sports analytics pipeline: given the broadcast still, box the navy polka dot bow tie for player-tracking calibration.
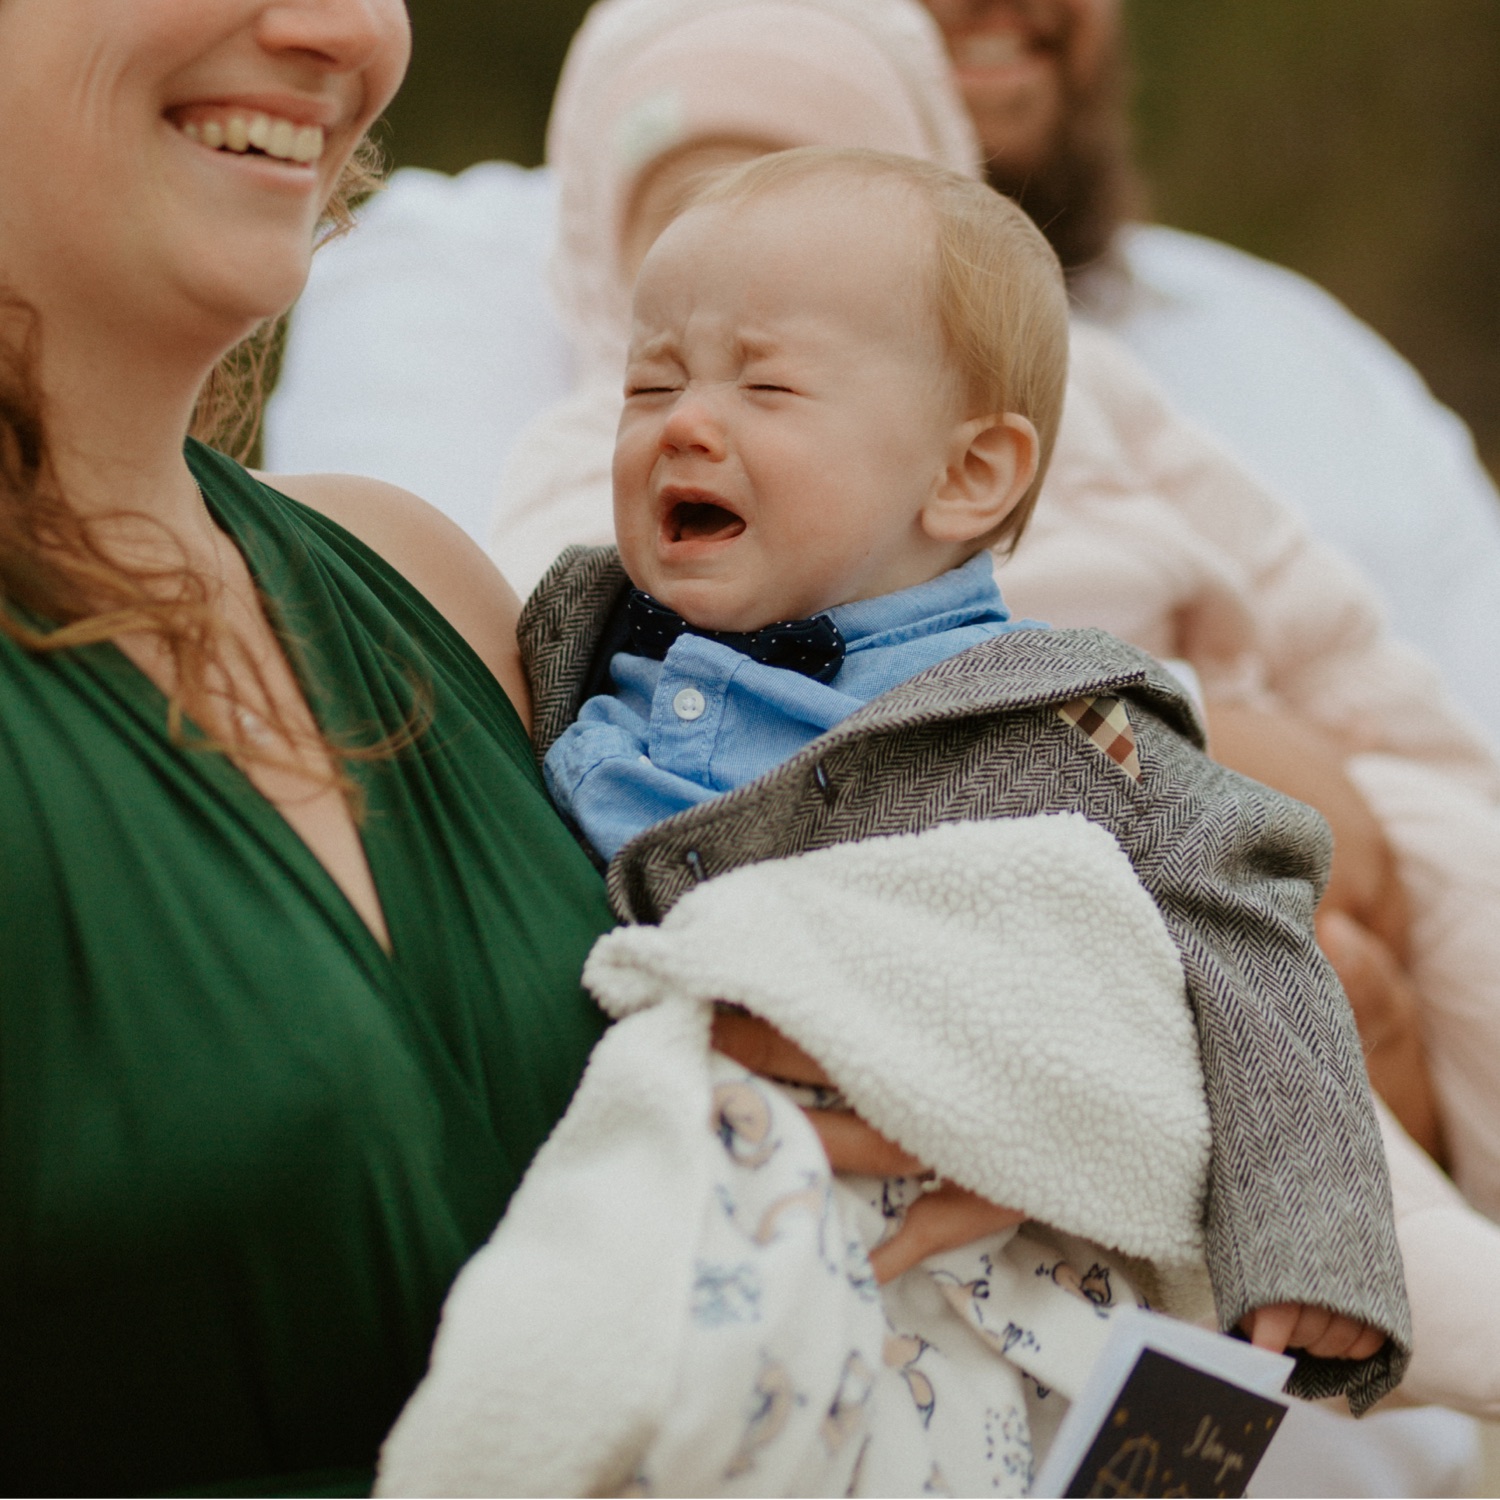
[626,589,846,684]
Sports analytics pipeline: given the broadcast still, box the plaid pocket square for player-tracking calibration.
[1058,695,1142,781]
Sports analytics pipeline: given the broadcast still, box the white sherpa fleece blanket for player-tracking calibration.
[377,815,1212,1497]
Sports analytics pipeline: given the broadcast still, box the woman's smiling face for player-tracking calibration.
[0,0,410,348]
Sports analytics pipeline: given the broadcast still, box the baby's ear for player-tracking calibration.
[921,413,1040,546]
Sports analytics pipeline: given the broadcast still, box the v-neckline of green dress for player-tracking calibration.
[73,457,401,977]
[0,441,613,1498]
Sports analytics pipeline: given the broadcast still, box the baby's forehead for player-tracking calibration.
[695,169,938,263]
[645,171,945,337]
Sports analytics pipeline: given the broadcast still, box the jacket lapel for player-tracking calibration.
[518,545,631,763]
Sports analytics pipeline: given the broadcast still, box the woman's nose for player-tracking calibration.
[659,392,728,459]
[255,0,411,76]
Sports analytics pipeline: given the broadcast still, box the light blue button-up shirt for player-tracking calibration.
[545,552,1045,860]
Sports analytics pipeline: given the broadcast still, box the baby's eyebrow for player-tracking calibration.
[735,333,780,362]
[629,332,676,360]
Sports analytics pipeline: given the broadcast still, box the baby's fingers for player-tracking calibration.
[868,1184,1026,1285]
[1285,1304,1335,1354]
[1301,1315,1386,1360]
[1240,1302,1300,1353]
[1238,1303,1386,1359]
[1345,1324,1386,1360]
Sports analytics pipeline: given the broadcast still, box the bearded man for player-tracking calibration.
[921,0,1500,722]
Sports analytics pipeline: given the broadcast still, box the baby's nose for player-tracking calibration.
[660,392,728,458]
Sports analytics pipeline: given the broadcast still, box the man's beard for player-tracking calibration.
[982,41,1141,279]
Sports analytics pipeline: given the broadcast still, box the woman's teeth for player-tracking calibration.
[179,114,324,165]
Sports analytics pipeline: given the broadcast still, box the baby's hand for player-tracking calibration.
[711,1007,1026,1283]
[1238,1302,1385,1360]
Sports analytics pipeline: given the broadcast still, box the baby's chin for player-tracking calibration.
[637,572,825,634]
[650,585,769,634]
[620,528,844,630]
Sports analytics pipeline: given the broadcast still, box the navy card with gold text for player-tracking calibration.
[1031,1307,1294,1499]
[1062,1347,1285,1497]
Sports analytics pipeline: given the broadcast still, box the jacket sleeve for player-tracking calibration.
[1131,715,1412,1413]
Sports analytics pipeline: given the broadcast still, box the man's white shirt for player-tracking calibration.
[1080,224,1500,723]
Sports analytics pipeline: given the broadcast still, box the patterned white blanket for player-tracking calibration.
[377,815,1214,1496]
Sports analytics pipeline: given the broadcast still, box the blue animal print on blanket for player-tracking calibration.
[627,1050,1148,1497]
[693,1262,763,1326]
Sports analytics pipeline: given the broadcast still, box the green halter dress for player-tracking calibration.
[0,442,612,1497]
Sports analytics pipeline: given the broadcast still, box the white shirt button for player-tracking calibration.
[673,687,707,721]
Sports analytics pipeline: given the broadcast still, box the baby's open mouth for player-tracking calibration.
[664,498,747,544]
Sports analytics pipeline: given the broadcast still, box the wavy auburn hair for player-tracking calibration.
[0,137,388,776]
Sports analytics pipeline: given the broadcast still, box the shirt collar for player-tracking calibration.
[828,552,1012,652]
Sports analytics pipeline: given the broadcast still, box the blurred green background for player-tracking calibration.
[379,0,1500,479]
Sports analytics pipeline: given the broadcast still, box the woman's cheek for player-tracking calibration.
[363,2,414,121]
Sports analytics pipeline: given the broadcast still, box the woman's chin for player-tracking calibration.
[174,245,312,337]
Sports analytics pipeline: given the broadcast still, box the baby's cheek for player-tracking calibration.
[611,440,655,540]
[611,420,650,492]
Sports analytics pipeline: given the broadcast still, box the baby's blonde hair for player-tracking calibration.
[683,146,1070,553]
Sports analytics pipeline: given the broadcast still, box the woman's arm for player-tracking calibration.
[263,471,532,727]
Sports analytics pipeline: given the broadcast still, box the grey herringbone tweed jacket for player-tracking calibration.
[520,545,1411,1412]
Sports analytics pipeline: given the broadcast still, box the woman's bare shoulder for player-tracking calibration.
[259,471,531,728]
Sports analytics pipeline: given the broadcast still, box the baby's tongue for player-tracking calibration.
[671,500,745,542]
